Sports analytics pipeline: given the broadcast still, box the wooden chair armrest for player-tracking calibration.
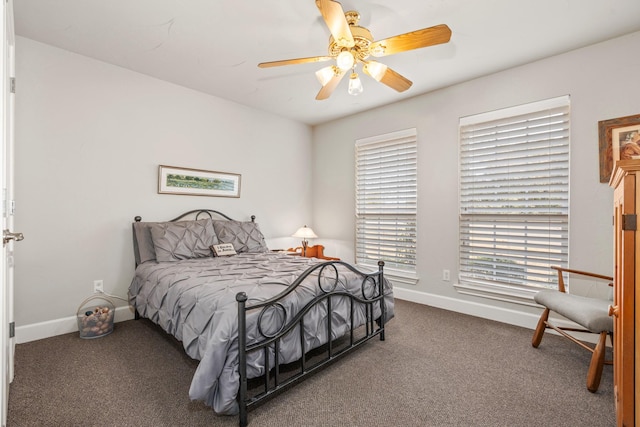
[550,266,613,293]
[550,266,613,281]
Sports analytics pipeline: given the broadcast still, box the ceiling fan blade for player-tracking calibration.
[316,0,355,48]
[316,70,347,100]
[376,67,413,92]
[258,56,333,68]
[370,24,452,57]
[363,62,412,92]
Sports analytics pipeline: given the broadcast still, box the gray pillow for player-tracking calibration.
[133,221,163,265]
[150,218,219,262]
[212,220,268,253]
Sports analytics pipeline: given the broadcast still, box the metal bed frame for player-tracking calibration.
[132,210,388,427]
[236,259,386,426]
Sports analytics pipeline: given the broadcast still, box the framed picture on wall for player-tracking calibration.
[598,113,640,183]
[158,165,241,198]
[612,124,640,161]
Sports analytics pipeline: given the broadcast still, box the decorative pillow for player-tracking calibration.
[210,243,237,257]
[212,220,269,253]
[150,218,219,262]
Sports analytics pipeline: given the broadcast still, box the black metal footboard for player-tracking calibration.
[235,260,387,427]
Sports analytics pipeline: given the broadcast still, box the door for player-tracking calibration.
[0,1,16,425]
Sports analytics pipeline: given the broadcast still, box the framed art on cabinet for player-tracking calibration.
[598,113,640,183]
[158,165,241,198]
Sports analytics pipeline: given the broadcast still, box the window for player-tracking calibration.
[355,128,417,284]
[458,96,570,303]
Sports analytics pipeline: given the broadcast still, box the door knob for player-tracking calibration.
[3,229,24,245]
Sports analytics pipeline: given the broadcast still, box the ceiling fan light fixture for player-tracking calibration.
[336,50,355,71]
[363,61,388,81]
[316,66,338,86]
[348,72,363,96]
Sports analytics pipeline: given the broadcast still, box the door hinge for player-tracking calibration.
[622,214,637,231]
[10,77,15,94]
[9,322,14,338]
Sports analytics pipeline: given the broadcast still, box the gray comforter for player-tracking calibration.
[128,252,394,415]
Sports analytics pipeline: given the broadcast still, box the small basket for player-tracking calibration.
[77,295,115,339]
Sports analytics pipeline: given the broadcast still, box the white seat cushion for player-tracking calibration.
[534,290,613,333]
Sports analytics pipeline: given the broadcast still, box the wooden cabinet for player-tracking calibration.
[610,159,640,427]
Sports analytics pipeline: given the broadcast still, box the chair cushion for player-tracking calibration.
[534,290,613,333]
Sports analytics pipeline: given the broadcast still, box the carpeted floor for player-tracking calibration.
[7,299,615,426]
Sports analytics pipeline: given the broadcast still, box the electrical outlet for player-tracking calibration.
[93,280,103,293]
[442,270,450,281]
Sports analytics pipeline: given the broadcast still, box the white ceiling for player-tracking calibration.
[13,0,640,126]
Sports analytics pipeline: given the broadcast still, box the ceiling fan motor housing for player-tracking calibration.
[328,11,372,63]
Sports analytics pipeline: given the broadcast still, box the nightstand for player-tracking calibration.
[287,245,339,260]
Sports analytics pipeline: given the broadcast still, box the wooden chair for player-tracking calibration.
[287,244,340,260]
[531,266,614,392]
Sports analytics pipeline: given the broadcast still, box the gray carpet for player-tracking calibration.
[7,299,615,426]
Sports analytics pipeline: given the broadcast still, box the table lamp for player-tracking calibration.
[292,225,318,257]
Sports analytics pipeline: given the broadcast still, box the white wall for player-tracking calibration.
[14,31,640,341]
[14,37,313,340]
[312,31,640,322]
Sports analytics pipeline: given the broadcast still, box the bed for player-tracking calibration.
[128,209,394,426]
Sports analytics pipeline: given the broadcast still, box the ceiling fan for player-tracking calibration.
[258,0,452,100]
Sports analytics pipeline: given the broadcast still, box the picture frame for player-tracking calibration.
[612,124,640,161]
[158,165,241,198]
[598,114,640,183]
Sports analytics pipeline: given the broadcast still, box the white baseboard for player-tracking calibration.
[393,287,602,345]
[15,289,603,346]
[15,305,135,344]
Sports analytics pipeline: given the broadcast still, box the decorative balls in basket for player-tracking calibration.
[77,295,115,339]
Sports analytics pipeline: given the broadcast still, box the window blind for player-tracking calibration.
[459,96,569,291]
[356,129,417,272]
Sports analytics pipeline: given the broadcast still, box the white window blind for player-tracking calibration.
[459,96,569,292]
[356,128,417,273]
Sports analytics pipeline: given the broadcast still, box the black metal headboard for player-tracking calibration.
[134,209,256,224]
